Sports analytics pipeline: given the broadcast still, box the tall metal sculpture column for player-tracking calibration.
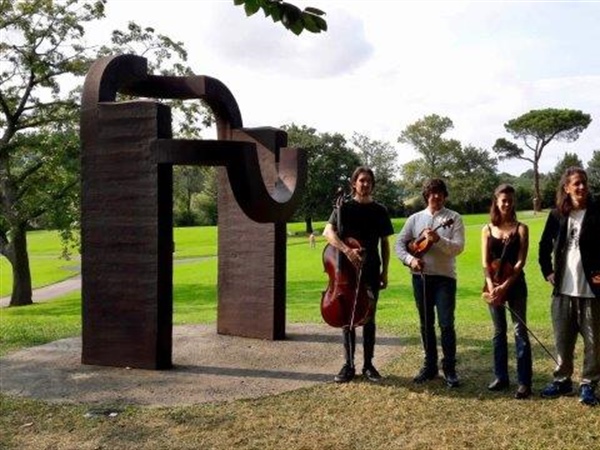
[80,55,306,369]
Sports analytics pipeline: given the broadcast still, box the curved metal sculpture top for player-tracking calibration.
[81,54,306,222]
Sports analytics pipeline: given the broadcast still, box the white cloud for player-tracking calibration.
[198,3,373,78]
[87,0,600,176]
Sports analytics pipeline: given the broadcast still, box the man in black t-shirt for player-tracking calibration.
[323,166,394,383]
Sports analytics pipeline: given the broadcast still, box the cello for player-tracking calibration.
[320,190,374,328]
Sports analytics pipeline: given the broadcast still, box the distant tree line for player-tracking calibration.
[170,111,597,234]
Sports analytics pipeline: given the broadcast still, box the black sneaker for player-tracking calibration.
[579,384,599,406]
[514,385,532,400]
[443,370,460,388]
[540,380,575,399]
[488,378,510,391]
[334,363,355,383]
[413,366,438,384]
[362,365,382,382]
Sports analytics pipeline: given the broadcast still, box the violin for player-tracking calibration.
[320,190,374,328]
[408,218,454,258]
[482,259,515,305]
[482,232,516,306]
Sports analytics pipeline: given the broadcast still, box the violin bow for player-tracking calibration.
[420,270,429,356]
[348,262,364,329]
[503,303,559,367]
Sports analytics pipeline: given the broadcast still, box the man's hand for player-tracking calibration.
[379,272,388,290]
[344,246,364,270]
[423,228,440,243]
[409,257,424,272]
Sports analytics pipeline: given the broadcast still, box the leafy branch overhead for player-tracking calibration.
[233,0,327,35]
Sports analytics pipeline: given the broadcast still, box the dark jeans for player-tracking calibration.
[342,280,379,368]
[551,295,600,385]
[488,281,532,386]
[412,274,457,372]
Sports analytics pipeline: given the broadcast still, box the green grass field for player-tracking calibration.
[3,212,600,450]
[0,212,553,356]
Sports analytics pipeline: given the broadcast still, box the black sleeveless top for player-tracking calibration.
[488,223,526,289]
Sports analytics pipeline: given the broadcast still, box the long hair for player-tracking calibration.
[350,166,375,195]
[556,166,589,217]
[489,183,517,226]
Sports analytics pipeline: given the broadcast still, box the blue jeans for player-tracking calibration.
[412,274,457,372]
[488,280,532,386]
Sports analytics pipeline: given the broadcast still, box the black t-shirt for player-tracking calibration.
[328,199,394,279]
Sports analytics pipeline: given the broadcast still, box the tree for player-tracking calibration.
[541,152,584,208]
[398,114,458,180]
[0,0,198,306]
[233,0,327,35]
[587,150,600,200]
[447,145,499,214]
[173,166,207,226]
[493,108,592,212]
[1,0,107,306]
[195,167,219,226]
[172,166,218,226]
[283,124,361,233]
[349,132,402,214]
[97,21,213,137]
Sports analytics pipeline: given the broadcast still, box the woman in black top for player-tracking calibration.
[481,184,532,399]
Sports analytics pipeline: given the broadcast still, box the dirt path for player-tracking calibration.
[0,257,214,307]
[0,275,81,308]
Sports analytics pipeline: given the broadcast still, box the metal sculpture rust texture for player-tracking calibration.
[80,54,306,369]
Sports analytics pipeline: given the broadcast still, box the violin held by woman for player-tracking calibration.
[482,253,515,307]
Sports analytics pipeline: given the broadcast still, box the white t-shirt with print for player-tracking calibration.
[560,209,595,298]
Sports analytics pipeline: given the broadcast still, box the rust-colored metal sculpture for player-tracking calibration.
[80,54,306,369]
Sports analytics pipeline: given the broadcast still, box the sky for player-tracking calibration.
[86,0,600,176]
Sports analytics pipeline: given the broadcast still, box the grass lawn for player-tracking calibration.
[2,212,600,449]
